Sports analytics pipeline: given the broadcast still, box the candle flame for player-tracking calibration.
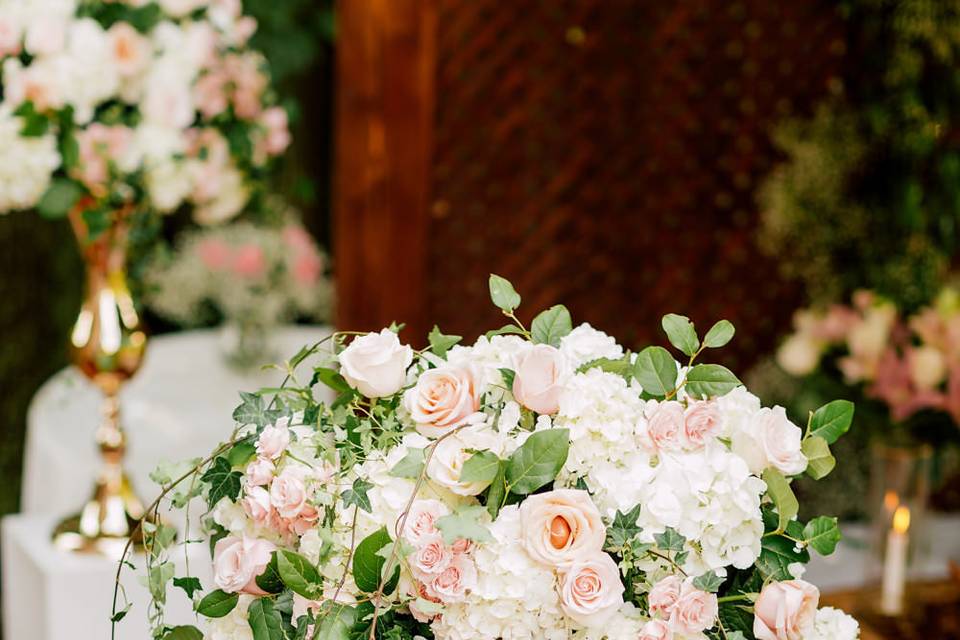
[884,491,899,511]
[893,506,911,533]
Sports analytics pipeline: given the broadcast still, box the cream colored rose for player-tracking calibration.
[638,619,671,640]
[648,574,683,619]
[683,400,720,449]
[753,579,820,640]
[426,430,503,496]
[733,406,806,476]
[339,329,413,398]
[212,535,276,595]
[512,344,565,415]
[908,345,946,391]
[558,552,624,627]
[404,365,481,438]
[777,333,823,377]
[519,489,606,567]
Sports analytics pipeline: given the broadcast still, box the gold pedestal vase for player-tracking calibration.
[52,205,149,558]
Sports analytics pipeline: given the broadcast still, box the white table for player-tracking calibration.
[4,326,332,640]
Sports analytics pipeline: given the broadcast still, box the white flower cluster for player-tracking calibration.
[803,606,861,640]
[0,107,59,212]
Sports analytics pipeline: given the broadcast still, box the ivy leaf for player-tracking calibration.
[763,468,799,532]
[692,570,725,593]
[654,527,686,552]
[488,274,521,312]
[247,597,284,640]
[232,392,277,427]
[703,320,736,348]
[162,626,203,640]
[37,179,83,219]
[684,364,741,399]
[196,589,238,618]
[633,346,678,397]
[172,576,202,600]
[505,428,570,494]
[388,448,425,479]
[757,535,809,581]
[352,527,399,594]
[435,505,494,544]
[605,504,643,551]
[803,516,842,556]
[808,400,854,444]
[802,436,836,480]
[341,477,374,513]
[531,305,573,347]
[428,325,462,358]
[277,550,323,599]
[459,451,502,484]
[661,314,700,356]
[200,457,242,507]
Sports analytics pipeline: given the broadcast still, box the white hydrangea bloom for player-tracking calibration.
[446,335,529,392]
[0,108,59,213]
[560,323,623,367]
[803,607,860,640]
[207,594,254,640]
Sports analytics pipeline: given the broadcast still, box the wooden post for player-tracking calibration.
[333,0,437,342]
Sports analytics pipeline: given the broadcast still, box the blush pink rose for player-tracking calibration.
[212,535,276,594]
[196,237,232,270]
[232,244,266,278]
[639,619,673,640]
[108,23,149,76]
[558,552,625,627]
[450,538,473,554]
[406,578,441,623]
[0,17,22,57]
[241,486,272,527]
[683,400,720,449]
[194,70,229,118]
[425,554,477,604]
[409,537,452,581]
[645,401,685,452]
[671,581,718,634]
[292,251,323,286]
[519,489,606,568]
[753,580,820,640]
[403,365,481,438]
[287,503,320,536]
[512,344,565,415]
[245,456,275,486]
[260,106,291,156]
[648,575,683,619]
[269,469,309,519]
[401,499,449,546]
[256,421,290,459]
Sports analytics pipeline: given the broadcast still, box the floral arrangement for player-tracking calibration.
[778,288,960,429]
[0,0,290,224]
[122,276,859,640]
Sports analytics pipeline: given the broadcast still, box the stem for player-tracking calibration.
[717,594,751,604]
[645,549,687,577]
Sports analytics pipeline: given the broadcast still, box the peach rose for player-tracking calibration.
[425,554,477,604]
[639,619,673,640]
[512,344,565,415]
[406,578,441,623]
[245,457,275,486]
[256,421,290,459]
[683,400,721,449]
[401,499,449,546]
[409,537,452,581]
[753,579,820,640]
[404,365,481,438]
[212,535,276,594]
[269,469,309,519]
[558,552,625,627]
[646,401,685,452]
[339,329,414,398]
[519,489,606,568]
[671,581,718,634]
[108,23,150,76]
[648,575,683,619]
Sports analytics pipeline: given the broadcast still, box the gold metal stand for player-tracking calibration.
[53,206,149,559]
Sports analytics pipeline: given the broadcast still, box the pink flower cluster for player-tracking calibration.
[400,500,477,622]
[642,575,719,639]
[194,223,326,284]
[778,289,960,425]
[643,399,721,453]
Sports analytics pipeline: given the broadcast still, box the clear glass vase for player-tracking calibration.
[219,319,275,371]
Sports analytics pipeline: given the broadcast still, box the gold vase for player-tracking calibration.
[52,205,149,558]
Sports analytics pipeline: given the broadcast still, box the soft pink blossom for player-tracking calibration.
[557,552,624,627]
[269,469,309,519]
[196,237,232,271]
[401,499,449,546]
[683,400,720,449]
[259,106,291,156]
[256,422,290,459]
[212,535,276,595]
[292,251,323,286]
[0,17,22,56]
[425,553,477,604]
[108,23,149,76]
[232,244,266,278]
[648,575,683,619]
[409,537,452,581]
[753,580,820,640]
[245,457,275,486]
[639,619,672,640]
[512,344,565,415]
[645,401,685,452]
[670,581,718,634]
[242,486,272,527]
[403,365,481,438]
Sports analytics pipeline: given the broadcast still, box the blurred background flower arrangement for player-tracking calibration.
[145,200,333,368]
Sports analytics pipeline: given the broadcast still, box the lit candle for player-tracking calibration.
[880,505,910,616]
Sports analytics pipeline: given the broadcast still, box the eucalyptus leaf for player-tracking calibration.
[488,274,521,312]
[459,450,501,484]
[808,400,854,444]
[277,550,323,599]
[505,428,570,494]
[633,346,678,397]
[661,314,699,356]
[684,364,741,399]
[763,468,799,532]
[703,319,736,348]
[802,436,836,480]
[196,589,238,618]
[803,516,842,556]
[531,305,573,347]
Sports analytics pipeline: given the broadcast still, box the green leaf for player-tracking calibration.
[435,505,494,544]
[703,320,736,348]
[633,346,678,397]
[428,325,462,358]
[725,631,748,640]
[662,314,700,356]
[605,504,643,551]
[803,516,842,556]
[485,461,508,519]
[277,550,323,599]
[162,626,203,640]
[196,589,238,618]
[577,355,633,379]
[757,535,809,581]
[802,436,836,480]
[110,603,131,623]
[485,324,526,338]
[808,400,854,444]
[287,344,315,368]
[654,527,686,552]
[499,367,516,388]
[200,457,243,507]
[232,392,278,427]
[531,305,573,347]
[172,576,202,600]
[352,527,398,594]
[341,477,374,513]
[489,274,521,312]
[459,450,502,484]
[247,597,283,640]
[37,179,83,219]
[226,441,256,467]
[692,570,725,592]
[148,560,175,603]
[313,602,356,640]
[388,448,425,479]
[763,468,799,532]
[254,552,283,594]
[313,368,353,394]
[505,428,570,494]
[684,364,741,399]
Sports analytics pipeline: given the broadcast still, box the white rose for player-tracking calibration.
[733,406,806,476]
[339,329,413,398]
[558,552,624,627]
[518,489,606,567]
[559,323,623,366]
[426,429,502,496]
